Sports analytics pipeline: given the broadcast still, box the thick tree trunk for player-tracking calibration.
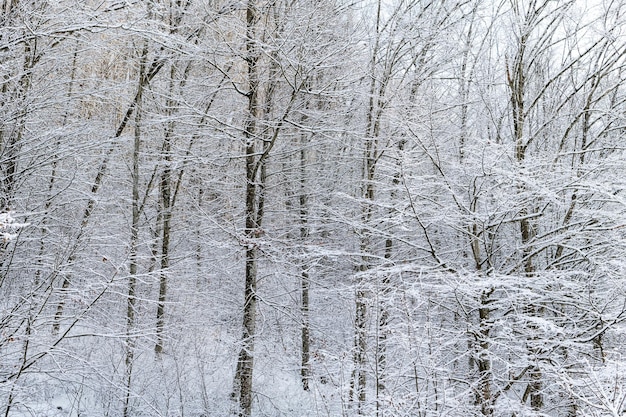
[233,2,260,415]
[155,64,176,356]
[236,245,259,416]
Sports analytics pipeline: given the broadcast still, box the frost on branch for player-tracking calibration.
[0,211,28,242]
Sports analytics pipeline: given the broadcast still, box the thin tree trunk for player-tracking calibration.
[153,0,196,354]
[350,288,368,411]
[506,24,541,411]
[123,38,148,417]
[350,1,383,408]
[350,165,374,412]
[351,167,374,411]
[375,137,404,414]
[299,138,311,391]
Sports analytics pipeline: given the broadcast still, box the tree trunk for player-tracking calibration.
[350,289,368,411]
[123,38,149,417]
[299,140,311,391]
[154,63,176,356]
[475,293,493,416]
[233,1,261,415]
[507,21,541,411]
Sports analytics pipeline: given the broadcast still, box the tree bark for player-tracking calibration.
[154,63,176,356]
[233,1,261,415]
[123,36,149,417]
[299,138,311,391]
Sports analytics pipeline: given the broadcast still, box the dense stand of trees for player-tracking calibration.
[1,0,626,416]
